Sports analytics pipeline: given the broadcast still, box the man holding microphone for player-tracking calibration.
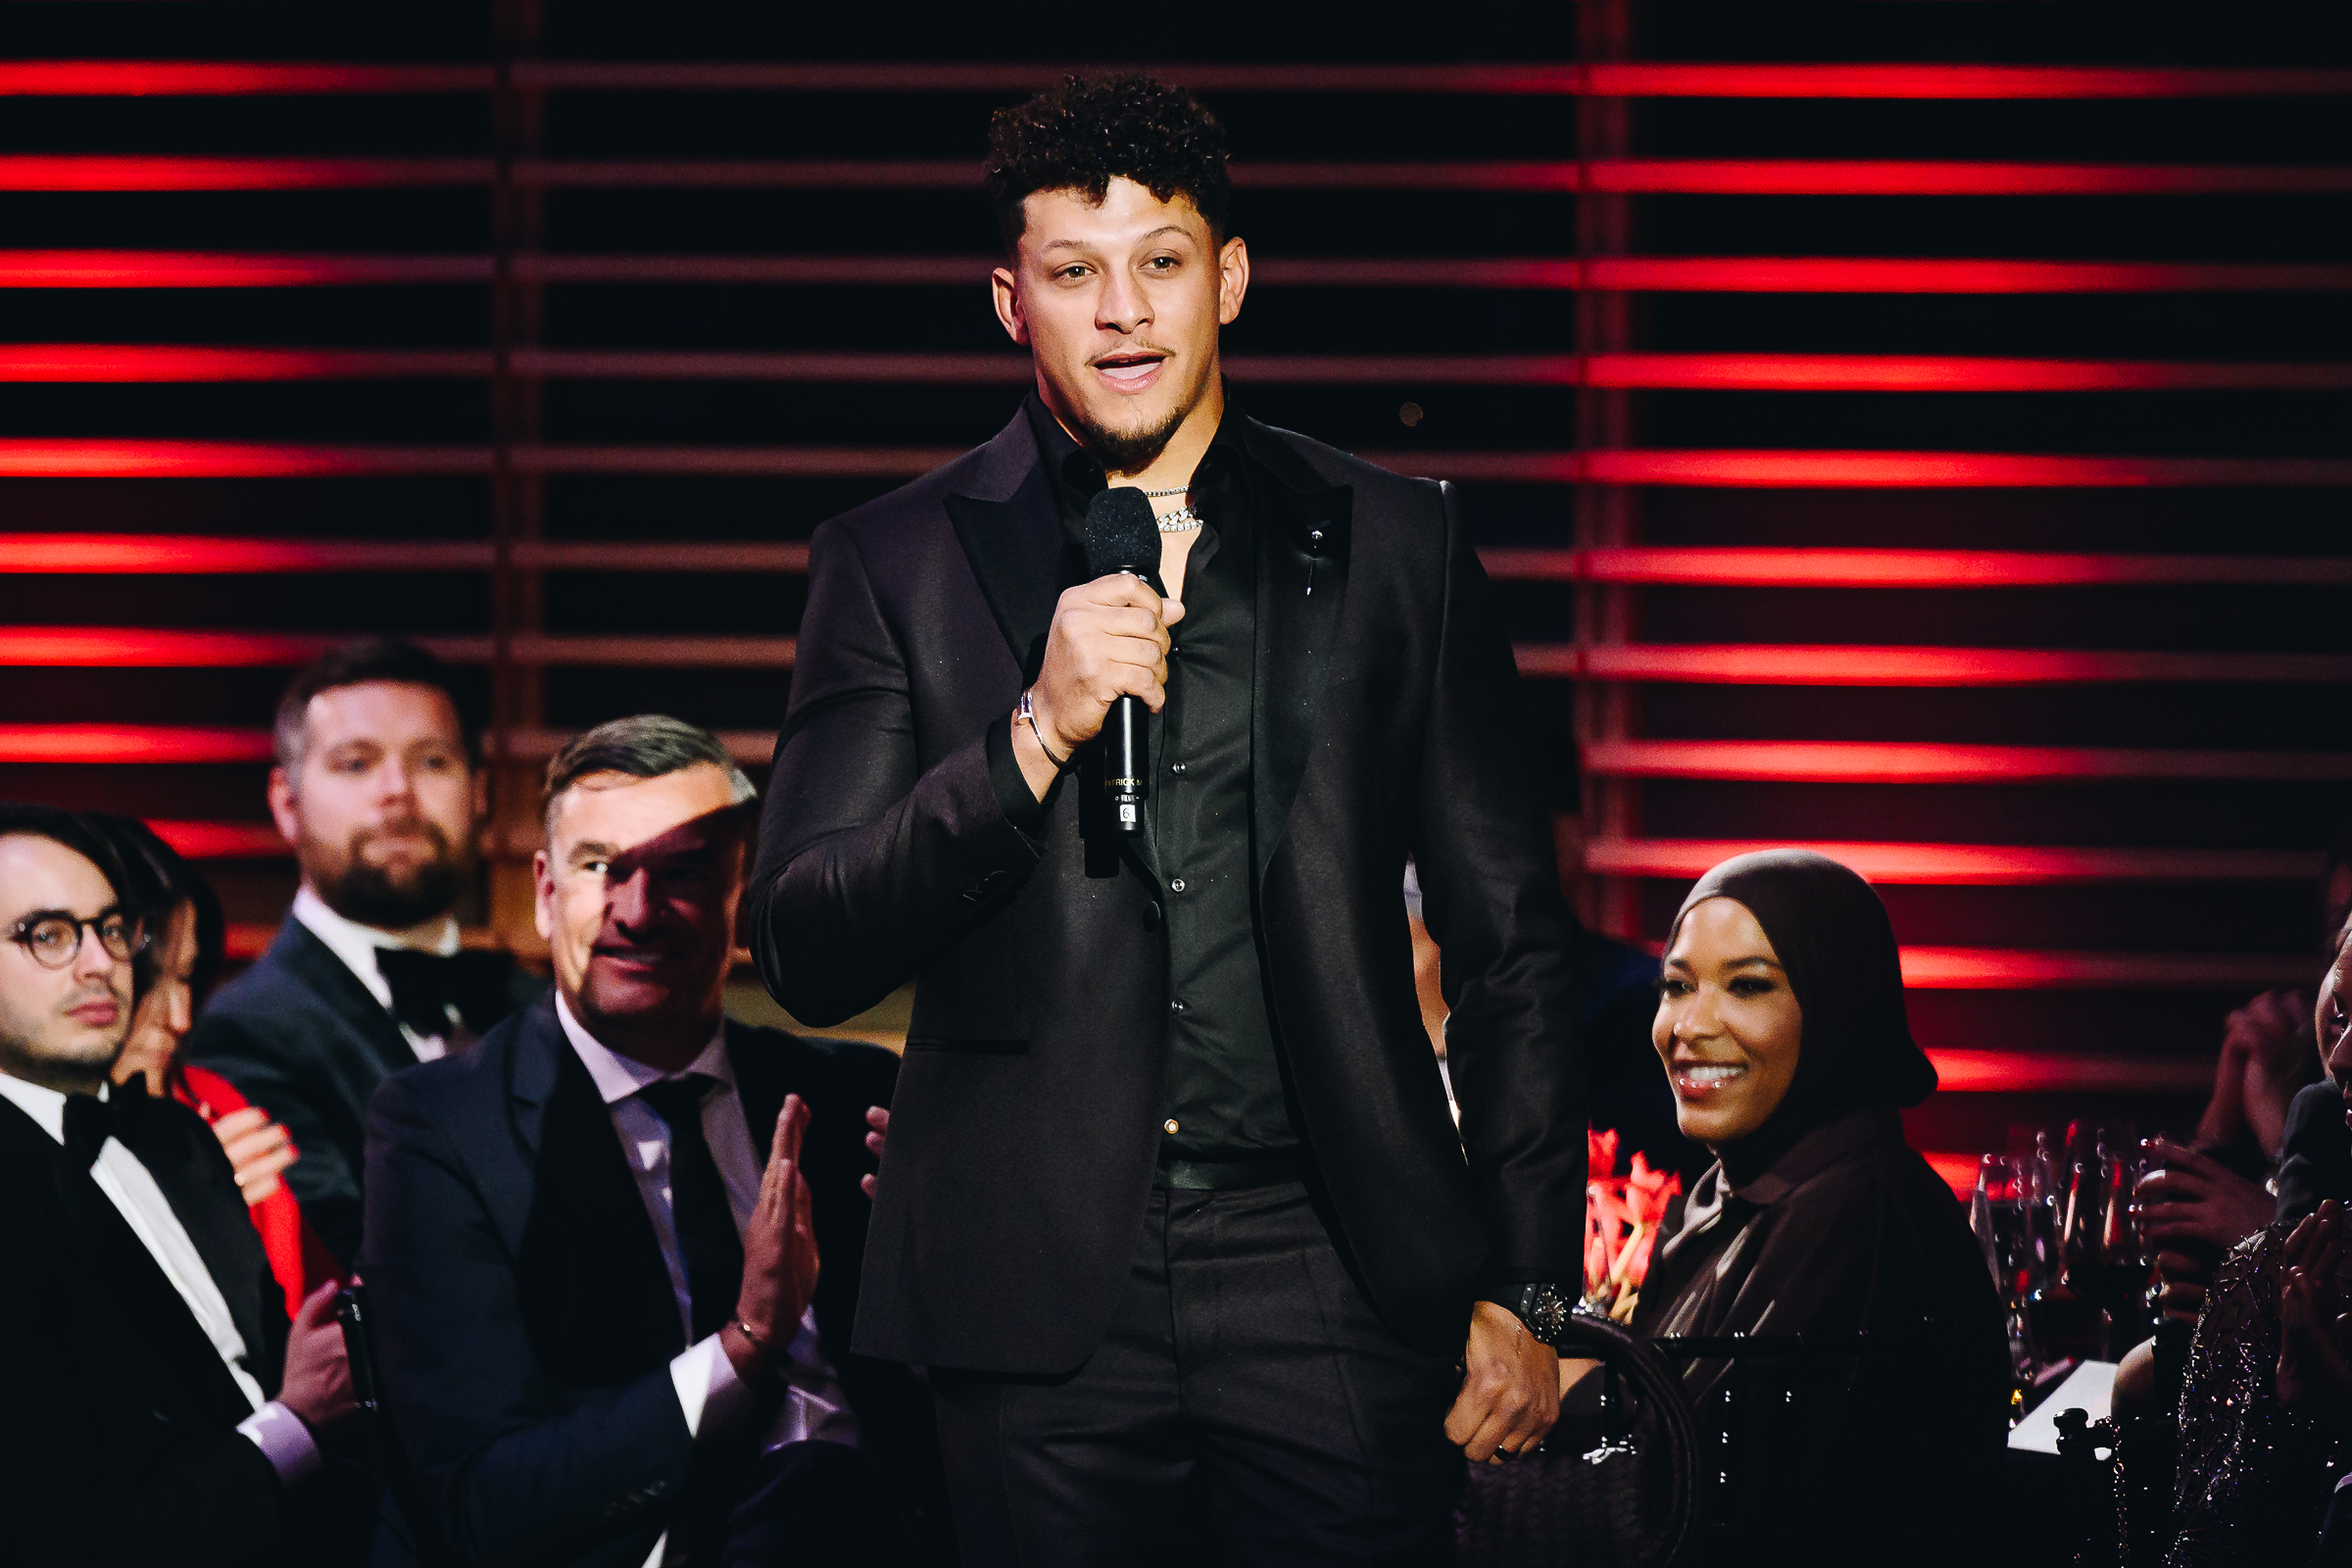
[752,74,1584,1565]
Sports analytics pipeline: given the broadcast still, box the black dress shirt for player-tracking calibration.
[989,394,1298,1165]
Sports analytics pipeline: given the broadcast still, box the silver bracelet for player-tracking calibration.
[1016,688,1070,769]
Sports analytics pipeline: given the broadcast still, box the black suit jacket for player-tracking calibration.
[361,996,939,1568]
[187,915,540,1265]
[0,1085,290,1567]
[749,405,1585,1371]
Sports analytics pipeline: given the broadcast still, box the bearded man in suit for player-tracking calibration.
[751,75,1585,1565]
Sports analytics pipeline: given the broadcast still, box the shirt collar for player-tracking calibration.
[1719,1103,1907,1208]
[0,1071,110,1145]
[1022,387,1248,537]
[291,886,461,1005]
[553,989,733,1107]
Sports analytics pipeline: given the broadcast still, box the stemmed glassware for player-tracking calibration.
[1972,1153,2040,1383]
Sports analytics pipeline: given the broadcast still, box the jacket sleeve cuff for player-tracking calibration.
[237,1399,322,1487]
[984,707,1050,843]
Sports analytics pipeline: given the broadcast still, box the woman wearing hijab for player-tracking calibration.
[1631,850,2010,1563]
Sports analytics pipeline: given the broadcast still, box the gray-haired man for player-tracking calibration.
[360,717,947,1567]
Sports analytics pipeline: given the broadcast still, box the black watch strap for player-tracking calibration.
[1493,1280,1575,1346]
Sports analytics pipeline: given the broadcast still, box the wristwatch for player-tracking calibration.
[1494,1280,1575,1346]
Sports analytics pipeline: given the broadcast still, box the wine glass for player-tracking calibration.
[2062,1137,2152,1358]
[1972,1154,2039,1383]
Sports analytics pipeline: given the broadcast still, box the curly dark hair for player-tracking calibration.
[984,74,1231,256]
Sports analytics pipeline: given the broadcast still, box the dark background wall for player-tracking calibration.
[4,2,2349,1186]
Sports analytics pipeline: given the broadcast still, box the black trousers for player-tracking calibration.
[932,1181,1464,1567]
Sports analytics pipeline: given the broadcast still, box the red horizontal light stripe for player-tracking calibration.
[0,156,495,191]
[1562,547,2352,587]
[7,443,2347,488]
[0,251,497,287]
[0,724,273,763]
[11,61,2348,100]
[0,536,811,574]
[1901,948,2320,990]
[512,61,2352,99]
[0,63,494,95]
[11,538,2342,590]
[18,346,2341,391]
[9,252,2348,295]
[1584,740,2352,784]
[1568,645,2352,685]
[0,629,795,669]
[21,157,2335,196]
[1410,452,2352,486]
[0,441,491,477]
[1585,837,2320,884]
[0,346,487,381]
[147,820,285,858]
[1924,1052,2214,1095]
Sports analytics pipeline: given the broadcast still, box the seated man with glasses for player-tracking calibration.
[0,802,362,1568]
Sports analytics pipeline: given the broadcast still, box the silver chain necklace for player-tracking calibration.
[1140,482,1201,533]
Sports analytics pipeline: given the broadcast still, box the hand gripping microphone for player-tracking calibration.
[1081,486,1164,836]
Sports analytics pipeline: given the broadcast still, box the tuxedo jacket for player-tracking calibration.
[0,1085,289,1567]
[749,405,1586,1372]
[360,996,940,1568]
[188,915,540,1265]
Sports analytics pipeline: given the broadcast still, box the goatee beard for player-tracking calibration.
[312,821,470,929]
[1073,403,1186,475]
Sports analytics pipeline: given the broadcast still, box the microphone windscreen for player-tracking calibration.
[1082,486,1163,580]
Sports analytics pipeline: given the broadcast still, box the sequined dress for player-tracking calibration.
[2169,1224,2348,1565]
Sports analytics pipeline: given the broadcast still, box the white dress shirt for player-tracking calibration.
[0,1072,321,1485]
[554,994,858,1568]
[291,885,463,1062]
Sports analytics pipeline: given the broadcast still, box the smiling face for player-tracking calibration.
[0,834,136,1095]
[534,764,747,1071]
[991,176,1249,476]
[1653,897,1806,1150]
[270,680,483,932]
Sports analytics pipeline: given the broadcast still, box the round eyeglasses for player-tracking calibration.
[6,910,149,970]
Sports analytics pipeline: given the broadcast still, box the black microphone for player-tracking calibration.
[1081,486,1163,836]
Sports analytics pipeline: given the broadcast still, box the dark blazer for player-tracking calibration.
[361,995,940,1568]
[188,915,540,1265]
[0,1085,290,1567]
[749,404,1585,1371]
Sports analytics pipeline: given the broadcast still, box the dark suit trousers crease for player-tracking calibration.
[932,1182,1464,1568]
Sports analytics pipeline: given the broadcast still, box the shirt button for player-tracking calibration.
[1164,1119,1180,1135]
[1169,878,1187,893]
[1170,762,1188,776]
[1169,1000,1187,1013]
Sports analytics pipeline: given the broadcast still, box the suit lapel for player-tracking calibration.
[271,916,416,1077]
[0,1096,260,1425]
[1243,418,1354,881]
[114,1091,274,1374]
[945,408,1084,682]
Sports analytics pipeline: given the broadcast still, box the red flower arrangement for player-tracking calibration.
[1584,1128,1684,1322]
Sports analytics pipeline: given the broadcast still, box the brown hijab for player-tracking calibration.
[1667,848,1936,1180]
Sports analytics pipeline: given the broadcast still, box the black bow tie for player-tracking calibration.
[375,948,516,1043]
[62,1091,135,1169]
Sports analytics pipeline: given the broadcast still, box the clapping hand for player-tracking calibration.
[723,1095,818,1381]
[2279,1200,2352,1415]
